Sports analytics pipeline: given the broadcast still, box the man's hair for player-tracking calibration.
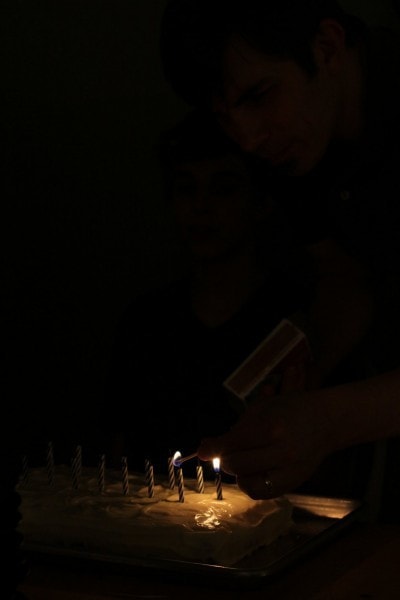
[160,0,365,106]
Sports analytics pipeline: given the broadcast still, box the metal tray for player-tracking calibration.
[22,494,363,587]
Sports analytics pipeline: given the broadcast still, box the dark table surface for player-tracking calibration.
[17,520,400,600]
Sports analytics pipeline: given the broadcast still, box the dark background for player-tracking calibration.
[3,1,400,455]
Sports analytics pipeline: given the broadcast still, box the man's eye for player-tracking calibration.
[248,89,268,104]
[246,86,274,106]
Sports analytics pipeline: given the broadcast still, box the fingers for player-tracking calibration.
[280,363,307,393]
[198,433,288,498]
[197,406,282,465]
[255,363,308,403]
[199,439,286,480]
[236,462,316,500]
[236,473,281,499]
[256,382,276,402]
[220,446,281,476]
[197,434,228,462]
[197,430,275,467]
[199,432,321,499]
[197,418,263,461]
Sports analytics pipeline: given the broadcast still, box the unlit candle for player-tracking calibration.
[176,467,185,503]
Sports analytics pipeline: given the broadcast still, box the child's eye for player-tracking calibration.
[247,87,271,105]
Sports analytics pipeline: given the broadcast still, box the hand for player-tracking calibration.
[258,361,310,401]
[198,388,334,499]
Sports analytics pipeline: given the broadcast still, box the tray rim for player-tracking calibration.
[20,493,364,585]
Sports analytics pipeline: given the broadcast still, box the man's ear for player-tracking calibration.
[313,18,347,73]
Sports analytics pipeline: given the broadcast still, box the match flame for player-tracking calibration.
[173,451,182,467]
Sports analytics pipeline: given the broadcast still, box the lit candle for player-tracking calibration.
[212,457,223,500]
[167,455,175,490]
[196,463,204,494]
[145,458,155,498]
[121,456,129,496]
[46,441,55,486]
[98,453,105,494]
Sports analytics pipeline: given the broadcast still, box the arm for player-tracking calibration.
[198,368,400,498]
[304,237,374,386]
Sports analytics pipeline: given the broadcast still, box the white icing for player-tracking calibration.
[18,465,293,566]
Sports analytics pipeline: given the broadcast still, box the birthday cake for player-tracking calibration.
[17,464,293,567]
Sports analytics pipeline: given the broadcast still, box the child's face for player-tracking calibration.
[172,154,259,260]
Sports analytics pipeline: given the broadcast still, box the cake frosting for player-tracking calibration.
[18,465,293,566]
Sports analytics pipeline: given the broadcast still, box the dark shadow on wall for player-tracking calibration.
[3,1,187,457]
[3,0,399,457]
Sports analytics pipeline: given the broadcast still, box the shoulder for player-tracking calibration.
[365,26,400,131]
[269,182,337,247]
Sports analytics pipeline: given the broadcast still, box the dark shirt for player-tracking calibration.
[275,26,400,515]
[275,26,400,372]
[106,26,400,507]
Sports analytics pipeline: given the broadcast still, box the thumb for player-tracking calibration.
[280,363,307,393]
[197,434,225,461]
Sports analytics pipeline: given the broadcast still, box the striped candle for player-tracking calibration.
[98,454,105,494]
[167,456,175,490]
[176,467,185,503]
[76,445,82,479]
[121,456,129,496]
[196,464,204,494]
[46,441,55,485]
[213,458,223,500]
[20,455,29,487]
[71,445,81,490]
[215,472,223,500]
[145,459,155,498]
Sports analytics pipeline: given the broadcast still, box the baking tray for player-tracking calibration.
[21,494,363,587]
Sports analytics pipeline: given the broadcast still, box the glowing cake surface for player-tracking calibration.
[18,465,293,566]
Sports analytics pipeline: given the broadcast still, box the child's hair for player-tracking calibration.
[157,108,273,207]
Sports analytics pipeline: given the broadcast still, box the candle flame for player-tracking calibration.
[172,451,182,467]
[212,457,220,472]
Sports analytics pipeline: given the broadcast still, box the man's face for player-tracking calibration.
[212,35,340,175]
[172,154,261,260]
